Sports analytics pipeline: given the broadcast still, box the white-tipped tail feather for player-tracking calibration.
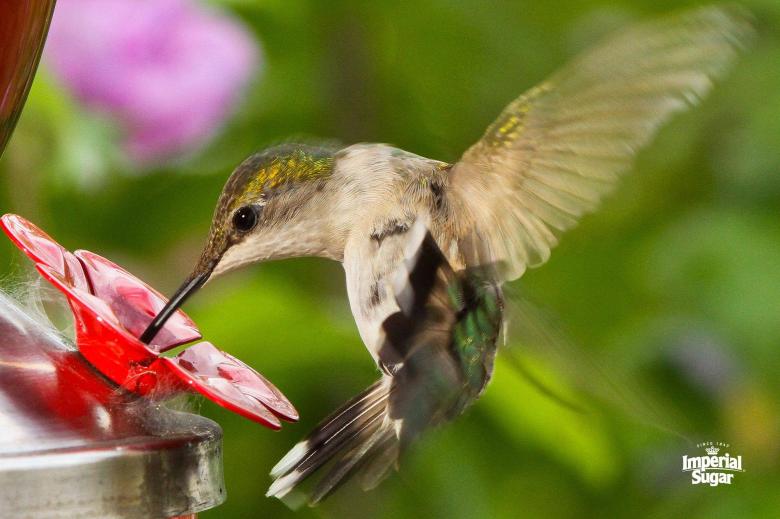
[266,378,399,504]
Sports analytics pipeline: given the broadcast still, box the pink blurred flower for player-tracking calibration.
[45,0,259,164]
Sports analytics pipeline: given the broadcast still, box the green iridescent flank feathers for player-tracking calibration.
[450,274,502,395]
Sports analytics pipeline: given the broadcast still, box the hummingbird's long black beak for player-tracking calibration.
[139,269,211,344]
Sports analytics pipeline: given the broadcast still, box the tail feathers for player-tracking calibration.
[357,429,400,490]
[267,378,400,506]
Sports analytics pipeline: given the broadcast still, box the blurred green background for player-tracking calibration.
[2,0,780,517]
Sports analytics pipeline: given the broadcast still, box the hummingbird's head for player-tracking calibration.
[140,143,337,343]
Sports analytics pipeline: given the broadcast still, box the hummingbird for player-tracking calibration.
[140,6,751,505]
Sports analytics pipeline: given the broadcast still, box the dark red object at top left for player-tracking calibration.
[0,214,298,430]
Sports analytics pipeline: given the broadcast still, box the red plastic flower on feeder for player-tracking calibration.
[0,214,297,429]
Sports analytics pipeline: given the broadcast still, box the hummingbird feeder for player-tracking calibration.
[0,213,298,429]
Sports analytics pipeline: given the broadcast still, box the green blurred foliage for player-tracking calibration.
[2,1,780,518]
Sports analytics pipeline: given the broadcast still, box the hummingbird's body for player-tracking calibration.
[333,145,460,357]
[140,6,752,506]
[263,143,506,502]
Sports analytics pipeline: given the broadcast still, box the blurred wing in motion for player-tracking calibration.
[268,222,503,506]
[501,288,694,440]
[450,5,753,281]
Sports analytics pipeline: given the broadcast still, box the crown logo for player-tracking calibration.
[706,446,720,456]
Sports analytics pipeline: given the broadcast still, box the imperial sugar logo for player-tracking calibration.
[682,442,744,487]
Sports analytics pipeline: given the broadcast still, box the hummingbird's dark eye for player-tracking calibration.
[232,205,258,232]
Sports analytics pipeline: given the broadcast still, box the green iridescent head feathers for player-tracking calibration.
[197,143,337,264]
[226,143,336,210]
